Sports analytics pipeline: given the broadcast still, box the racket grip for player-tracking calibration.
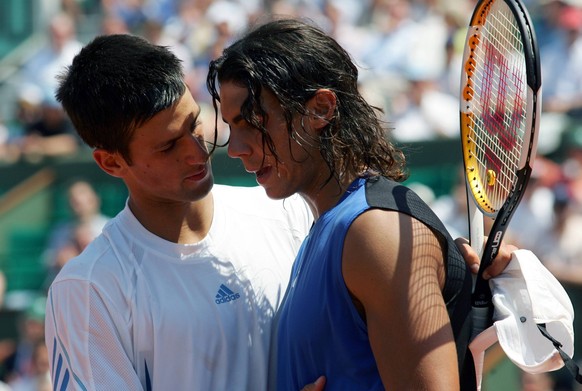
[471,305,494,341]
[467,200,484,259]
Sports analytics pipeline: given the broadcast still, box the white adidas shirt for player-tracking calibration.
[45,184,312,390]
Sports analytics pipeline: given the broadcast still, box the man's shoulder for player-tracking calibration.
[212,183,269,199]
[212,184,313,232]
[50,233,123,287]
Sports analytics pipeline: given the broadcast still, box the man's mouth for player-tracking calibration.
[255,166,272,185]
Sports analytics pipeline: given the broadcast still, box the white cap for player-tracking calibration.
[470,249,575,389]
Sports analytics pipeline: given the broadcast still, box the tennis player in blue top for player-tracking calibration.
[207,17,517,391]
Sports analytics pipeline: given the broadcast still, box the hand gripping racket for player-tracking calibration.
[459,0,541,365]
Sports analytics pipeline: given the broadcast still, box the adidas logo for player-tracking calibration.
[215,284,240,304]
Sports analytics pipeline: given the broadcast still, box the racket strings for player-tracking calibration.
[466,0,528,210]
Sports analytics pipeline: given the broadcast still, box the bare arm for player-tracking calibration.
[342,209,458,390]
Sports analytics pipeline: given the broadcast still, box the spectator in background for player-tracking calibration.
[539,4,582,153]
[323,0,375,63]
[533,0,569,53]
[541,4,582,115]
[362,0,420,83]
[536,184,582,283]
[8,341,50,391]
[18,95,80,162]
[10,12,83,162]
[11,84,43,137]
[100,0,148,32]
[2,297,46,387]
[358,0,458,140]
[100,12,130,35]
[141,18,193,75]
[534,129,582,279]
[0,84,42,163]
[505,157,562,251]
[203,0,250,61]
[161,0,214,63]
[20,13,82,101]
[60,0,84,23]
[43,180,110,286]
[390,71,459,142]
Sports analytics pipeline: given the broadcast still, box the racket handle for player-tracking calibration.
[472,271,492,305]
[467,199,484,259]
[471,304,494,341]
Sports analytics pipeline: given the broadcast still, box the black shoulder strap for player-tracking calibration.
[537,323,582,384]
[364,176,476,390]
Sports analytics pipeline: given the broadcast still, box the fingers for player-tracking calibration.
[300,376,326,391]
[454,236,519,279]
[454,237,480,274]
[483,242,518,280]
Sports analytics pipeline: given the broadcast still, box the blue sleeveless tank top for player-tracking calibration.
[275,176,473,390]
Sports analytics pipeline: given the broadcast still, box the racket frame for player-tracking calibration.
[459,0,542,311]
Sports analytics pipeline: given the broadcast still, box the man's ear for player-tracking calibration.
[306,89,336,131]
[93,149,126,179]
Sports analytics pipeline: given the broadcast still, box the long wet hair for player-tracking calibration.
[207,18,408,185]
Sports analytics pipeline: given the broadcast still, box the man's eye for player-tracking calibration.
[161,142,176,153]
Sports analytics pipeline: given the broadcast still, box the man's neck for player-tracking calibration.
[128,192,214,244]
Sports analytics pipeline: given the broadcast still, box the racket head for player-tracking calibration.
[460,0,541,219]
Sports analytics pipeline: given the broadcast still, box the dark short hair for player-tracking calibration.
[56,34,186,162]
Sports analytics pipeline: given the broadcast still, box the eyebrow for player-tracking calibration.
[154,107,202,149]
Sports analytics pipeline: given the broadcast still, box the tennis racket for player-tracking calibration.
[459,0,541,345]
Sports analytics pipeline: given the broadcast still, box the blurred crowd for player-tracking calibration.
[1,0,582,153]
[0,0,582,390]
[2,0,582,160]
[0,178,110,391]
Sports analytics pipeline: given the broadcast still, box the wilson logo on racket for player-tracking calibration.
[460,10,530,213]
